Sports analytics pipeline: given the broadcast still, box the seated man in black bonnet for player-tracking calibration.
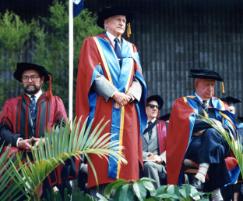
[167,69,239,201]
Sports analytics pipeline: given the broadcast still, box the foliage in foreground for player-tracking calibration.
[0,117,126,201]
[96,178,209,201]
[202,116,243,176]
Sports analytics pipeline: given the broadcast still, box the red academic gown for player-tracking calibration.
[157,120,167,154]
[167,96,239,185]
[166,97,194,184]
[0,92,78,186]
[76,33,147,187]
[0,93,67,136]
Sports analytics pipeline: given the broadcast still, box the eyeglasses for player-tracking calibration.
[22,75,40,82]
[147,104,159,109]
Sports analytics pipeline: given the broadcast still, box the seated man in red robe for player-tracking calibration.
[0,62,78,199]
[167,69,239,201]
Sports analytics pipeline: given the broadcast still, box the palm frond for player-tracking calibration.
[0,145,29,201]
[201,116,243,175]
[2,117,127,200]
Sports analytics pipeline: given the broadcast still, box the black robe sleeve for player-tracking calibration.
[0,123,20,147]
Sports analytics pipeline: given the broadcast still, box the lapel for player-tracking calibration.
[28,98,36,136]
[143,124,157,144]
[21,95,35,137]
[144,132,150,144]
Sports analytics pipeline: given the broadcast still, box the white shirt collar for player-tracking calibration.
[195,93,209,105]
[106,31,121,46]
[26,90,42,101]
[147,118,156,124]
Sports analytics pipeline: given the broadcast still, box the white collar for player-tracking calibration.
[195,93,209,105]
[147,118,156,124]
[26,90,42,100]
[106,32,122,46]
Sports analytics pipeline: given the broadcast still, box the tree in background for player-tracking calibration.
[0,0,102,111]
[73,8,103,113]
[0,11,35,106]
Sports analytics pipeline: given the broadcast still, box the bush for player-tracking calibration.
[96,178,209,201]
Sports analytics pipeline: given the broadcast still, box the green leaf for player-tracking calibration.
[0,118,126,200]
[96,193,109,201]
[142,179,156,193]
[201,116,243,178]
[155,193,180,199]
[178,186,187,198]
[114,184,134,201]
[132,181,147,201]
[166,185,177,194]
[144,198,158,201]
[155,185,168,195]
[103,179,127,198]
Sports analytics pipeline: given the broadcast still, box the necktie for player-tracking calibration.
[202,100,208,111]
[148,121,153,140]
[29,95,37,126]
[201,100,208,117]
[114,38,122,66]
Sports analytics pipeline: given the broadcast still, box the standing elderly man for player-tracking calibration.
[0,63,78,198]
[167,69,239,201]
[142,95,167,188]
[76,6,147,189]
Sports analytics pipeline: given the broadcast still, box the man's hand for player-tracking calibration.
[126,93,135,103]
[17,137,45,150]
[153,155,163,164]
[17,139,32,150]
[112,91,131,107]
[146,153,154,161]
[31,137,45,147]
[147,154,163,164]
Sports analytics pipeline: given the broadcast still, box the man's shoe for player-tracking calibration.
[191,177,204,191]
